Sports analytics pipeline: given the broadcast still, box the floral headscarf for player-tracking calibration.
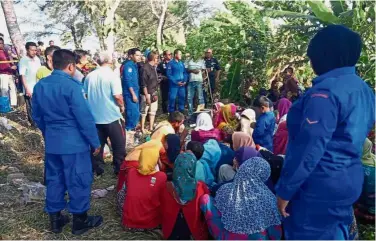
[215,157,281,234]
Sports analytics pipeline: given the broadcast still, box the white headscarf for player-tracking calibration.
[195,112,214,131]
[241,109,256,123]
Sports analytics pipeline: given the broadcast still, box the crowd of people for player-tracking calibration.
[0,25,375,239]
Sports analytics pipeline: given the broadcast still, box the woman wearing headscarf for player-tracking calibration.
[239,109,256,136]
[231,132,255,151]
[200,157,282,240]
[217,146,260,183]
[120,142,167,230]
[355,138,375,223]
[276,25,375,240]
[116,140,161,194]
[191,112,223,143]
[160,134,181,176]
[213,102,224,126]
[196,139,222,187]
[273,121,288,155]
[215,104,238,133]
[161,152,209,240]
[276,98,292,124]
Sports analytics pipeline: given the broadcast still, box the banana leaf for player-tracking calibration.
[264,9,318,20]
[307,0,340,24]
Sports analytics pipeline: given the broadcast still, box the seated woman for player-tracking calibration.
[186,141,206,182]
[191,112,223,143]
[200,157,282,240]
[195,139,222,187]
[160,134,181,175]
[273,121,288,155]
[355,138,375,224]
[120,143,167,231]
[217,146,260,184]
[215,104,238,135]
[258,148,284,186]
[239,109,256,136]
[276,98,292,124]
[117,140,161,194]
[231,132,255,151]
[161,152,210,240]
[213,102,224,126]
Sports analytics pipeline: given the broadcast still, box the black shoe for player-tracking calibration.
[72,212,103,235]
[49,212,70,234]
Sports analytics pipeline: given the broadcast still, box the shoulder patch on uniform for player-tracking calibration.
[306,118,318,125]
[128,68,132,73]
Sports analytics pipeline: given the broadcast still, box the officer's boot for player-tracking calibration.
[72,212,103,235]
[49,212,70,234]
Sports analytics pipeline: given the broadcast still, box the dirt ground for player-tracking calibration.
[0,108,374,240]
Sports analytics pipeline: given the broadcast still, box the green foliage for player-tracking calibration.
[186,1,272,102]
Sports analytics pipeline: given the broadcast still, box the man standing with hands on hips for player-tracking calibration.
[166,49,188,114]
[32,49,103,235]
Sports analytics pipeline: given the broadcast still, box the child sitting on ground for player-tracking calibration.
[252,96,276,151]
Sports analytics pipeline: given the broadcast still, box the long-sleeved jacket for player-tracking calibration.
[276,67,375,206]
[166,59,188,86]
[32,70,100,154]
[252,111,276,151]
[122,60,139,95]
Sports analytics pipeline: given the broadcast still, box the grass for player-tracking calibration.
[0,109,375,240]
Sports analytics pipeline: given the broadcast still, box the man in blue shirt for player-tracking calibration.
[166,49,188,113]
[84,51,125,176]
[32,49,103,235]
[122,48,142,131]
[252,96,276,151]
[276,25,375,240]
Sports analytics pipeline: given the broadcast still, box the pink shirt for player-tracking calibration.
[191,128,223,143]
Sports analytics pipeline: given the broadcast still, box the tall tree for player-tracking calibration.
[1,0,25,56]
[150,0,169,52]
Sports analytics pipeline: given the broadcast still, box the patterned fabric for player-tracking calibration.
[117,182,127,217]
[216,104,238,130]
[172,152,197,202]
[200,194,282,240]
[215,157,281,234]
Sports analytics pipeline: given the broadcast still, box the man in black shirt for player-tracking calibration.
[157,50,172,113]
[140,51,160,133]
[204,48,221,105]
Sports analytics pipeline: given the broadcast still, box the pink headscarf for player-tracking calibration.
[277,98,292,121]
[273,121,288,155]
[214,103,237,128]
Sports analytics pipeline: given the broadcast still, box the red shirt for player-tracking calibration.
[0,49,12,75]
[122,168,167,229]
[161,181,209,240]
[191,128,223,143]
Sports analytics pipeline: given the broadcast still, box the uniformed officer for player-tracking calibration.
[166,49,188,114]
[32,49,102,235]
[122,48,142,131]
[157,50,172,113]
[276,25,375,240]
[204,48,221,104]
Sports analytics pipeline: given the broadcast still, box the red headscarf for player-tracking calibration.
[273,121,288,155]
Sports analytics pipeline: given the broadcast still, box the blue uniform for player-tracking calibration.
[122,60,140,130]
[252,111,275,151]
[166,59,188,113]
[276,67,375,239]
[32,70,100,214]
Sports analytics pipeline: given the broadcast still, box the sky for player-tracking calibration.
[0,0,270,52]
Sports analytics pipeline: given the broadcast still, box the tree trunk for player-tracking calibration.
[103,0,121,55]
[70,25,82,49]
[1,0,25,57]
[156,0,168,53]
